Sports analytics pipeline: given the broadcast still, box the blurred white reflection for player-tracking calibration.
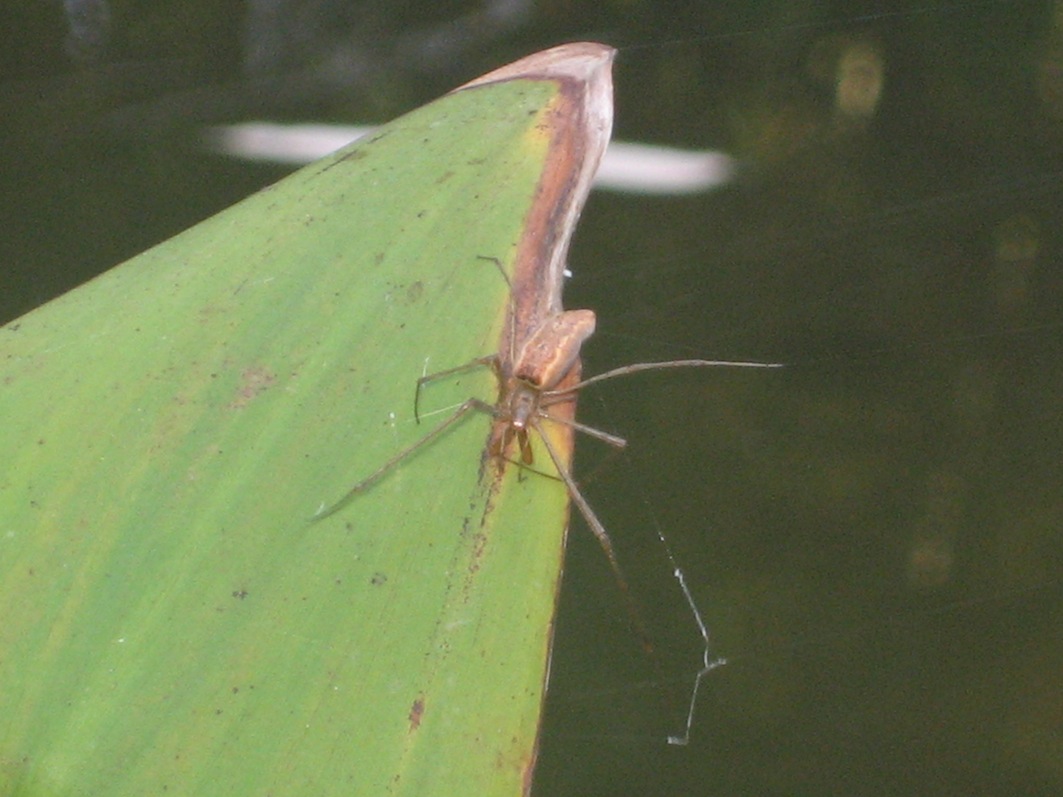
[204,122,736,195]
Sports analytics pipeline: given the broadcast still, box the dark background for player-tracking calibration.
[4,1,1062,795]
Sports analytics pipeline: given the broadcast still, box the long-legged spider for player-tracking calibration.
[315,280,779,598]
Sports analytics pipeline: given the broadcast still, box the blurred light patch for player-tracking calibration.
[834,39,884,122]
[204,123,736,195]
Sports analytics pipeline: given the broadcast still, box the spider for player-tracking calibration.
[315,268,778,596]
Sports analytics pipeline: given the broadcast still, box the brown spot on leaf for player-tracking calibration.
[228,365,276,409]
[408,696,425,732]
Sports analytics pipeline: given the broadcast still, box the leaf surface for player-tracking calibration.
[0,42,615,796]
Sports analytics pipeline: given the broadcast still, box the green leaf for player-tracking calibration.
[0,43,615,796]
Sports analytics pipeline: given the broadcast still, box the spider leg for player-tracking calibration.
[536,406,627,449]
[550,358,783,396]
[414,356,496,423]
[315,397,495,521]
[535,421,653,651]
